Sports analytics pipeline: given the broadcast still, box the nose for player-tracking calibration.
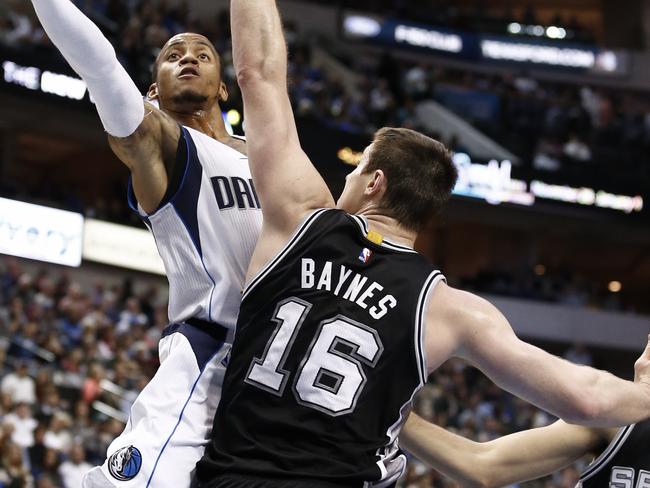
[180,52,199,65]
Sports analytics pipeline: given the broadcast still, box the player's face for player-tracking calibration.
[150,33,228,108]
[336,144,373,213]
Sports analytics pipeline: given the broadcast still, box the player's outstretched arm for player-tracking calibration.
[230,0,335,238]
[30,0,177,212]
[425,284,650,427]
[31,0,144,137]
[401,415,601,488]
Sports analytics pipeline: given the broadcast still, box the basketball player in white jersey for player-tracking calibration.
[29,0,261,486]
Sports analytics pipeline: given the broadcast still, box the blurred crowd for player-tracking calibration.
[0,256,599,487]
[461,266,628,312]
[0,1,647,298]
[0,2,640,486]
[393,61,650,186]
[1,0,644,188]
[0,256,164,487]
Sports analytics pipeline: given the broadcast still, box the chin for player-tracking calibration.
[171,90,210,106]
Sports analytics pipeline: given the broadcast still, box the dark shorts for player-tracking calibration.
[197,474,375,488]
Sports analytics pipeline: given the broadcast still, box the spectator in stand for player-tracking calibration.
[116,296,148,335]
[1,360,36,405]
[563,133,592,162]
[43,412,72,453]
[33,448,64,486]
[1,442,34,487]
[403,62,430,101]
[81,363,105,405]
[28,423,47,472]
[36,473,59,488]
[59,443,92,488]
[3,402,37,449]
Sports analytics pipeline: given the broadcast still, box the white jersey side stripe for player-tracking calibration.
[579,424,636,482]
[370,269,445,486]
[415,270,445,383]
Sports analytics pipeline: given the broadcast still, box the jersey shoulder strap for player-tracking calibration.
[243,208,341,300]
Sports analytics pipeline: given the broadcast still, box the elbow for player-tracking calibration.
[456,453,499,488]
[236,63,285,90]
[236,65,265,88]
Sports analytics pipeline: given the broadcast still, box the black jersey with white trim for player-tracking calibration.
[578,419,650,488]
[196,209,444,487]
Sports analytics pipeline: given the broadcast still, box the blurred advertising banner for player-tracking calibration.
[0,46,90,103]
[341,12,628,75]
[0,198,83,267]
[296,116,645,218]
[83,219,165,275]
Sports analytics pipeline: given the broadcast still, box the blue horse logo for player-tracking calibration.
[108,445,142,481]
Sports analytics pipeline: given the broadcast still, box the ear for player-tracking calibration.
[147,82,159,101]
[365,169,386,198]
[218,81,229,103]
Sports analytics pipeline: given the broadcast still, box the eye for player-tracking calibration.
[199,53,210,61]
[168,53,180,61]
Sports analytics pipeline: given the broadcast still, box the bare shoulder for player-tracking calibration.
[107,101,182,214]
[423,283,509,372]
[426,283,495,324]
[108,101,181,170]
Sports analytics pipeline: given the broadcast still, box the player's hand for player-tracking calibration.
[633,333,650,387]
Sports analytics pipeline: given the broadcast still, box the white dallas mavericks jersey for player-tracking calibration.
[128,126,261,328]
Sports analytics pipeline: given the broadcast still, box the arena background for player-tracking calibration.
[0,0,649,486]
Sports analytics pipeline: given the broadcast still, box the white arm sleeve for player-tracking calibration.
[31,0,145,137]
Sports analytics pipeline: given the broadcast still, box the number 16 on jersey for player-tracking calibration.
[245,298,384,416]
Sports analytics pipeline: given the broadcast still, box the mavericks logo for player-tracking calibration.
[108,445,142,481]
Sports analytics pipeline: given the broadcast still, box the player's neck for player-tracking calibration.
[357,211,416,249]
[165,105,230,141]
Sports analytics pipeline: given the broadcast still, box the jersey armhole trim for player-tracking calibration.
[126,125,190,219]
[242,208,333,301]
[579,424,636,482]
[415,270,446,383]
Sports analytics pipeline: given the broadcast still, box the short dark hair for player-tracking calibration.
[364,127,457,232]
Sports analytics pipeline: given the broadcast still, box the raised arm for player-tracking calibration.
[425,284,650,427]
[401,415,603,488]
[30,0,179,212]
[230,0,334,238]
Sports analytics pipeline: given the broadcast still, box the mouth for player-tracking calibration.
[178,67,199,79]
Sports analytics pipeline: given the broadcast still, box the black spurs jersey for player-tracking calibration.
[578,419,650,488]
[196,209,445,487]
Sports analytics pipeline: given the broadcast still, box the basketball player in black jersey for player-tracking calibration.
[195,0,650,486]
[404,370,650,487]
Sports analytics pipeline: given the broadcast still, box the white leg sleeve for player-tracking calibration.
[31,0,145,137]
